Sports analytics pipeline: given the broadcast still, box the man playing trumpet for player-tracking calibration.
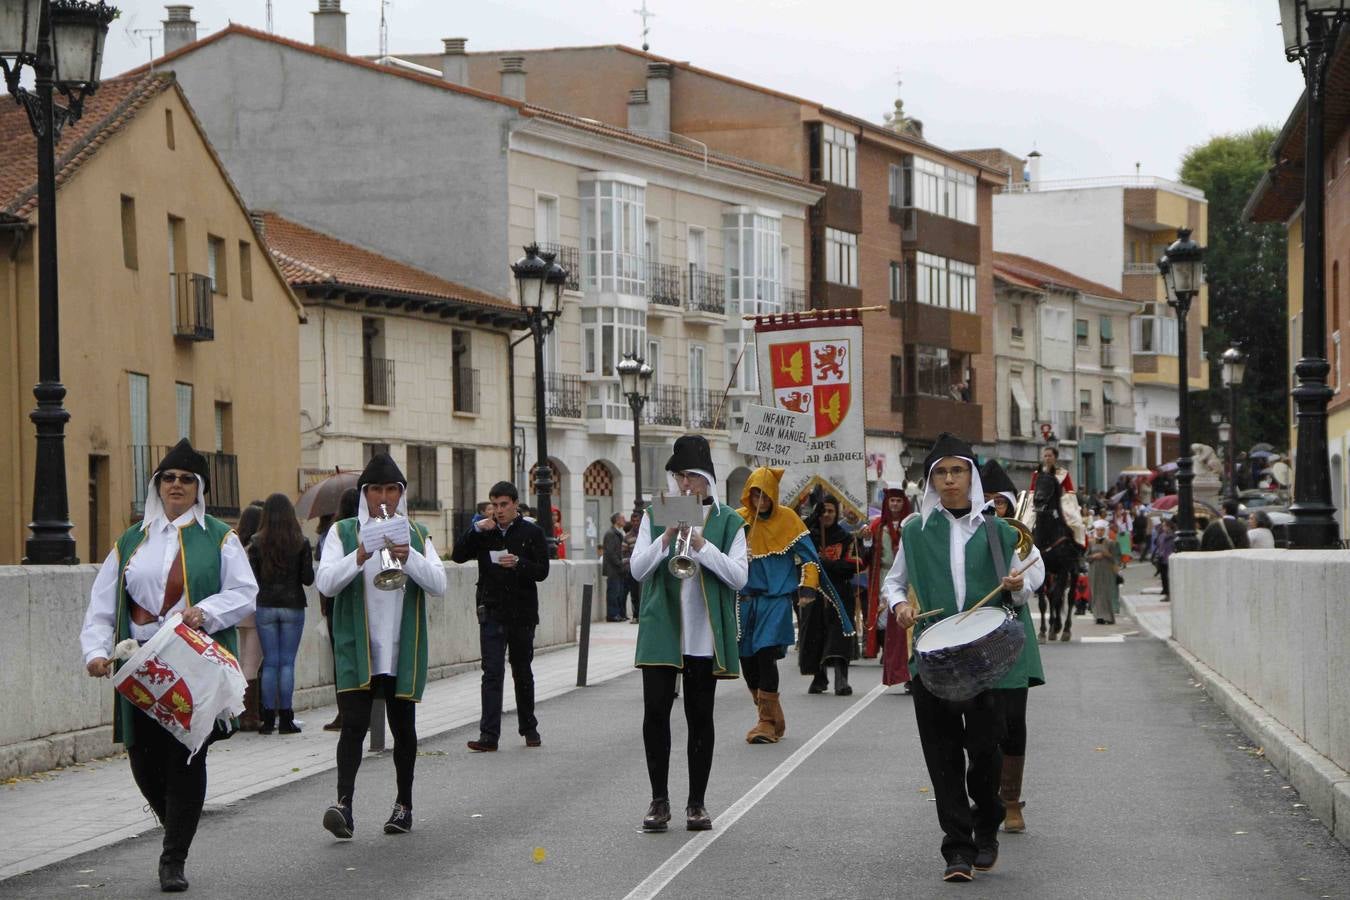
[316,453,446,840]
[630,435,748,833]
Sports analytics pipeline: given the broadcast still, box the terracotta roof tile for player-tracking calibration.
[0,74,175,220]
[259,213,517,314]
[993,252,1128,301]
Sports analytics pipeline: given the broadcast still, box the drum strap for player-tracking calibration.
[983,519,1012,609]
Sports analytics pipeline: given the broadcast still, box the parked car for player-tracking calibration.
[1238,490,1288,514]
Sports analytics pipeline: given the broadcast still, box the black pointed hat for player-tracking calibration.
[358,452,406,488]
[155,438,210,494]
[665,434,716,479]
[922,432,977,477]
[979,458,1017,498]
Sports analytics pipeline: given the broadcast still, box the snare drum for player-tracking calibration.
[914,607,1025,702]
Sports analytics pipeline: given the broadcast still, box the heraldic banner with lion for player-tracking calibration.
[753,311,867,518]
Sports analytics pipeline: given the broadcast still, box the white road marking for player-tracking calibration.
[622,682,888,900]
[1080,635,1126,643]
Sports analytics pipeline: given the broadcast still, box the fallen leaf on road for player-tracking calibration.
[919,787,929,793]
[1094,746,1108,752]
[291,767,300,773]
[533,847,547,864]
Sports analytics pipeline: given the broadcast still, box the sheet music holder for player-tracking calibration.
[649,493,701,528]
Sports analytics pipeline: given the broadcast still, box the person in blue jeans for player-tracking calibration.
[247,493,315,734]
[451,481,551,751]
[602,512,629,621]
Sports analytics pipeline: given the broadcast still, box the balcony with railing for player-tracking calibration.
[782,287,808,314]
[686,388,727,430]
[1049,410,1077,442]
[643,384,684,427]
[647,262,684,311]
[1123,262,1157,276]
[130,445,239,518]
[686,269,725,317]
[171,272,214,341]
[544,372,583,419]
[1103,401,1127,430]
[537,241,581,291]
[453,367,481,414]
[1099,344,1118,368]
[364,356,395,407]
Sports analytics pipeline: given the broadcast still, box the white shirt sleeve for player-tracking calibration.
[629,513,664,582]
[695,525,748,591]
[80,547,123,664]
[194,533,258,633]
[403,534,447,597]
[316,525,360,597]
[881,541,910,613]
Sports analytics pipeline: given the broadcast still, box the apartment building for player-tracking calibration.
[992,253,1141,491]
[0,74,303,563]
[144,9,818,550]
[390,41,1004,479]
[1246,30,1350,537]
[993,159,1209,470]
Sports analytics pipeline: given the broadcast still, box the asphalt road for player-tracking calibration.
[9,567,1350,899]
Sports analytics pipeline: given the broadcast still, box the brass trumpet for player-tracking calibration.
[372,503,408,591]
[668,491,698,580]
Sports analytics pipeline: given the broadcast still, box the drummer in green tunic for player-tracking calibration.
[978,458,1046,836]
[881,433,1043,884]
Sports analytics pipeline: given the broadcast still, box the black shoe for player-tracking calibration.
[974,840,999,871]
[278,709,301,734]
[685,805,712,831]
[466,738,498,752]
[942,860,974,882]
[322,716,343,732]
[642,798,671,832]
[258,709,276,735]
[808,673,828,694]
[524,731,542,748]
[833,662,852,695]
[159,861,189,892]
[383,802,412,834]
[323,801,354,839]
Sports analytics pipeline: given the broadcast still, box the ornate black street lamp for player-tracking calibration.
[1280,0,1345,548]
[1159,227,1205,552]
[617,353,653,521]
[511,243,567,556]
[1221,344,1246,503]
[1,0,118,564]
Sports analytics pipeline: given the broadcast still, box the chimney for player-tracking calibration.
[499,56,526,101]
[162,5,197,54]
[645,62,672,140]
[1026,150,1042,190]
[441,37,468,85]
[313,0,347,55]
[627,89,649,134]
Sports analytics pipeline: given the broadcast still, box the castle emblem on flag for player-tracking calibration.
[768,340,851,438]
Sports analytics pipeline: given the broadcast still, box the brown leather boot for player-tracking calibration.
[767,691,785,738]
[239,679,261,732]
[745,691,779,743]
[1000,755,1026,832]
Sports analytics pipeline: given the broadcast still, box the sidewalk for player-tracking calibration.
[0,622,640,882]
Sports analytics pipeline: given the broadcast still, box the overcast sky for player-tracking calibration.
[102,0,1303,182]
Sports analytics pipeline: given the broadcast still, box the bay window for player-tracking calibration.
[582,306,646,377]
[821,124,856,188]
[580,176,646,295]
[915,252,975,312]
[893,156,977,224]
[725,209,781,315]
[825,228,858,288]
[1131,313,1178,355]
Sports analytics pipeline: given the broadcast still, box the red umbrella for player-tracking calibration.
[1151,494,1179,512]
[295,469,359,520]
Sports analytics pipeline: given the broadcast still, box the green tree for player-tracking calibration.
[1179,127,1289,455]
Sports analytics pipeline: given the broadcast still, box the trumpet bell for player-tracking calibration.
[373,566,408,591]
[1008,518,1035,559]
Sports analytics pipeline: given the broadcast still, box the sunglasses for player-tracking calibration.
[158,473,197,485]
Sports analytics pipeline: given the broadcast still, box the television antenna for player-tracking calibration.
[128,25,158,70]
[634,0,655,52]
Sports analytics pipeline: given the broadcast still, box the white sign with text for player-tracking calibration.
[736,404,810,465]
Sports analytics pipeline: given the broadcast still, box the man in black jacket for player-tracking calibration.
[452,480,551,751]
[1200,498,1251,551]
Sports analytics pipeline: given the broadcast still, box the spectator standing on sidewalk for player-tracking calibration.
[1088,520,1120,624]
[1200,498,1251,551]
[316,453,447,839]
[1154,519,1176,599]
[452,481,551,752]
[235,502,265,732]
[603,512,629,621]
[248,493,314,735]
[80,439,258,892]
[622,516,642,622]
[1246,511,1276,549]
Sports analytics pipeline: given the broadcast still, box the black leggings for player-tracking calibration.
[999,687,1028,756]
[336,675,418,806]
[642,656,716,807]
[740,647,780,693]
[127,708,208,866]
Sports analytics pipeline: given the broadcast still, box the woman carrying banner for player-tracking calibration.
[80,439,258,893]
[735,467,850,743]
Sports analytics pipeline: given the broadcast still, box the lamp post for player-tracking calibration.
[1,0,118,564]
[1217,420,1233,500]
[1280,0,1345,548]
[617,353,653,521]
[1158,227,1205,552]
[1221,344,1246,503]
[511,243,567,557]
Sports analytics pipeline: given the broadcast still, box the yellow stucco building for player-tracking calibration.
[0,73,304,563]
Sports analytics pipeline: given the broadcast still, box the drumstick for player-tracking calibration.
[954,558,1037,625]
[913,608,944,621]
